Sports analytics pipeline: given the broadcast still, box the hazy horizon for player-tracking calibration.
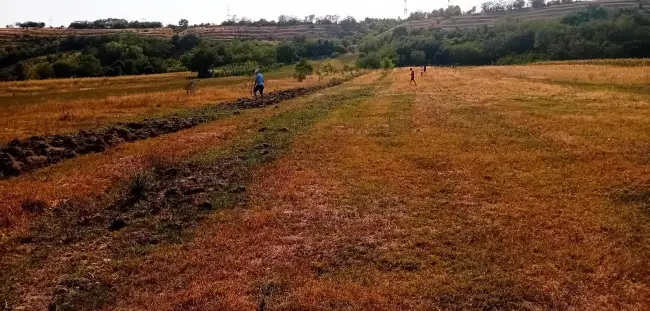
[1,0,484,28]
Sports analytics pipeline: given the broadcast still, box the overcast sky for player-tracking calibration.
[1,0,483,27]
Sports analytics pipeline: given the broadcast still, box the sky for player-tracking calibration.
[1,0,483,28]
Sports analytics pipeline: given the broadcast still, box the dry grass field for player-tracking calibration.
[2,62,650,310]
[0,64,343,141]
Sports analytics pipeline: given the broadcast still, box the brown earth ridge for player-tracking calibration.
[0,79,346,179]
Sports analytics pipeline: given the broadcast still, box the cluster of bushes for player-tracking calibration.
[211,62,282,78]
[357,7,650,68]
[220,14,343,27]
[69,18,163,29]
[406,0,592,21]
[13,21,47,29]
[178,37,347,78]
[0,31,349,81]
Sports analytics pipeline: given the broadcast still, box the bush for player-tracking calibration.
[357,54,381,69]
[294,59,313,82]
[53,61,76,78]
[381,57,395,69]
[182,46,219,76]
[32,62,55,79]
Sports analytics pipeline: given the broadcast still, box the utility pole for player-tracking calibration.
[227,5,231,20]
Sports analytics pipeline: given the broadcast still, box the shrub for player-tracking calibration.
[294,59,313,82]
[381,57,395,69]
[357,54,381,69]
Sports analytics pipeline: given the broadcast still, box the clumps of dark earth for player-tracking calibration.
[0,80,343,179]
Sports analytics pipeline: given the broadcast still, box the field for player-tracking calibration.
[2,60,650,310]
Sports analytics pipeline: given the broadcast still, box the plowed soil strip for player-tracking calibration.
[0,80,347,179]
[0,79,380,310]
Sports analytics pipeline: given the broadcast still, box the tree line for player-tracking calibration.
[0,33,348,81]
[68,19,164,29]
[357,7,650,69]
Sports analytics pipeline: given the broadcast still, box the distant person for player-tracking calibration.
[409,68,417,86]
[423,65,427,76]
[253,69,264,100]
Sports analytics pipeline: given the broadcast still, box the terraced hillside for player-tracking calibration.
[0,0,644,46]
[0,24,340,46]
[405,0,645,31]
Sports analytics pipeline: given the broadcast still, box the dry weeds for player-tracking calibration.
[107,65,650,310]
[0,73,330,141]
[3,64,650,310]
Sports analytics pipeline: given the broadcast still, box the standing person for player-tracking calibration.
[409,68,417,86]
[253,69,264,101]
[423,65,427,76]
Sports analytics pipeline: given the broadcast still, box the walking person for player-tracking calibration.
[253,69,264,101]
[409,68,417,86]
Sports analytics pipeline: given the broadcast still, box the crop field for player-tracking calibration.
[2,61,650,310]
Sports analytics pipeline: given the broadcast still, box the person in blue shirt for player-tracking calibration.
[253,69,264,100]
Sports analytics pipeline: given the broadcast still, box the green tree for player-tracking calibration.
[357,54,381,69]
[380,57,395,69]
[179,19,189,28]
[53,61,77,78]
[294,59,313,82]
[410,50,426,65]
[14,62,27,81]
[276,42,298,64]
[77,54,103,77]
[182,46,219,78]
[31,62,54,79]
[513,0,526,9]
[392,26,408,39]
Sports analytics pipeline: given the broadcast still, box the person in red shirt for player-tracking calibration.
[409,68,417,86]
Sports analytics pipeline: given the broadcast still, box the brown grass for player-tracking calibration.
[0,77,337,232]
[105,65,650,310]
[3,64,650,310]
[0,73,329,141]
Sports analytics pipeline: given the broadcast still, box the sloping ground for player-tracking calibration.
[404,0,644,30]
[181,24,341,41]
[0,80,346,179]
[0,24,341,46]
[0,27,172,41]
[2,64,650,310]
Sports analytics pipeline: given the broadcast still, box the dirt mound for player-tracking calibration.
[0,79,344,179]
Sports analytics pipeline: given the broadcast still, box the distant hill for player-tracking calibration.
[0,0,645,47]
[0,24,341,47]
[401,0,644,31]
